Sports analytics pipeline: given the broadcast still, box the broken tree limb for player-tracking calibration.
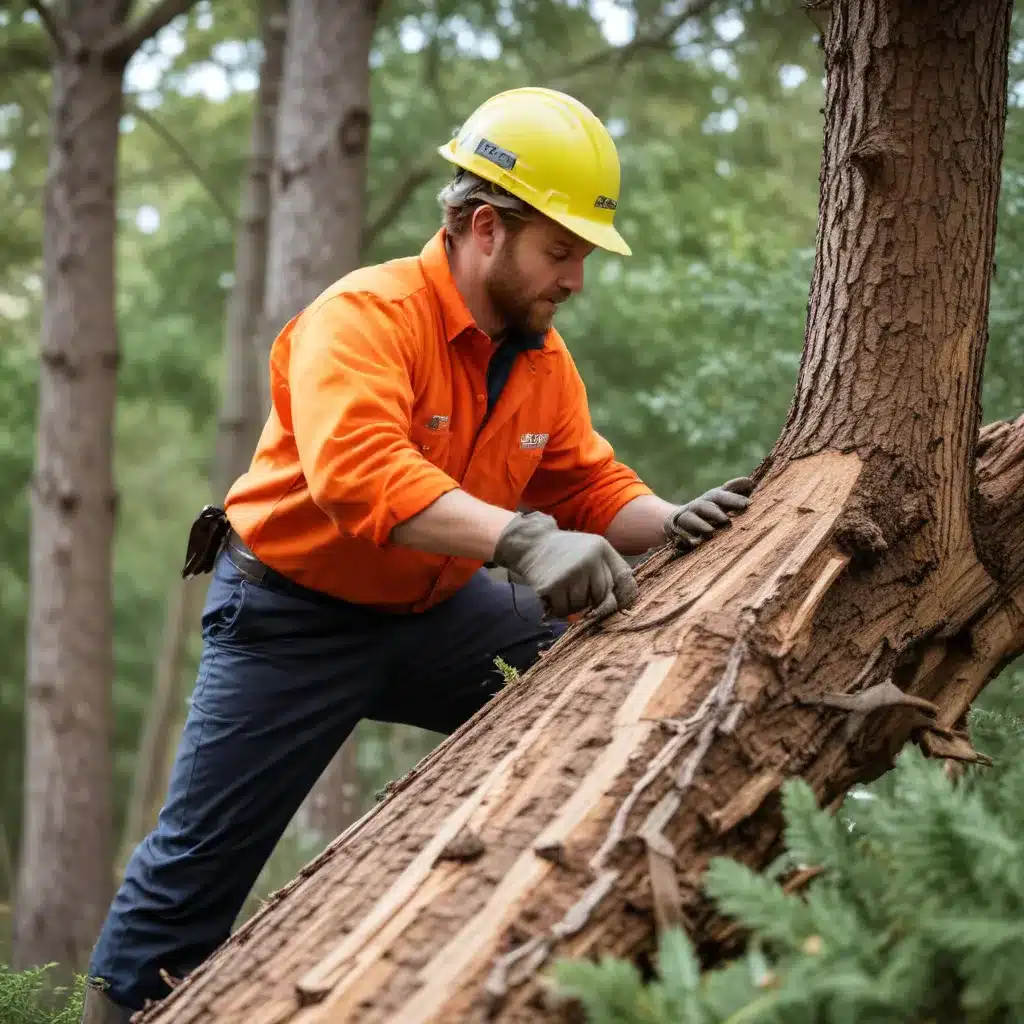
[138,3,1023,1022]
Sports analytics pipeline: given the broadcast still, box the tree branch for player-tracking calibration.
[27,0,65,53]
[552,0,717,85]
[101,0,200,66]
[364,161,434,250]
[127,101,234,220]
[423,33,456,136]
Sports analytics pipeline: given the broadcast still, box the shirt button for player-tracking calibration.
[476,394,485,403]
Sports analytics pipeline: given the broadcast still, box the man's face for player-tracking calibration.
[484,215,595,335]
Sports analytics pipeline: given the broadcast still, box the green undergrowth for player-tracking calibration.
[551,700,1024,1024]
[0,964,85,1024]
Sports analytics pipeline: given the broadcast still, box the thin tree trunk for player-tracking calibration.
[216,0,288,497]
[138,2,1022,1021]
[263,0,381,845]
[296,739,361,846]
[14,0,203,974]
[120,0,290,869]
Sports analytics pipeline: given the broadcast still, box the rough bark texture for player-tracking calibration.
[14,0,201,975]
[261,0,381,844]
[259,0,378,412]
[122,0,290,869]
[138,2,1023,1022]
[13,2,126,972]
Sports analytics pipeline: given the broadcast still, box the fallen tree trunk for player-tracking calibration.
[139,2,1023,1022]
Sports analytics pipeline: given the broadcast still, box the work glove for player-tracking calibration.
[493,511,638,620]
[664,477,755,550]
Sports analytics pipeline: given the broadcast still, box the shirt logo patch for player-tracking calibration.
[425,415,450,431]
[520,432,549,450]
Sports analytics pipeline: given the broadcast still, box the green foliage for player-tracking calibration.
[0,965,85,1024]
[553,930,717,1024]
[555,730,1024,1024]
[494,656,521,685]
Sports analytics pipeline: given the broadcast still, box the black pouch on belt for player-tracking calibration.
[181,505,231,579]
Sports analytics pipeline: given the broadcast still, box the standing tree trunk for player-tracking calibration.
[14,0,202,973]
[139,2,1024,1022]
[120,0,290,873]
[216,0,288,495]
[262,0,381,846]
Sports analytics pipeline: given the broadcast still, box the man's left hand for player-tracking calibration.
[664,477,754,550]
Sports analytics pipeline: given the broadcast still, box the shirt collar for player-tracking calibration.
[419,228,548,352]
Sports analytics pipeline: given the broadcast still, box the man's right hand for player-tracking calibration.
[492,512,638,619]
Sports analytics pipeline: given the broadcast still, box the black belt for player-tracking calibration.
[223,529,281,584]
[224,529,340,605]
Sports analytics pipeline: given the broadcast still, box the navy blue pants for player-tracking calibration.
[88,550,564,1010]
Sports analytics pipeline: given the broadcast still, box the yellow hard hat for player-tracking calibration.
[438,87,631,257]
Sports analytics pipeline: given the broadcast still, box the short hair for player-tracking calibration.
[438,170,532,238]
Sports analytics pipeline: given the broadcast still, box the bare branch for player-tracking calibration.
[27,0,66,52]
[552,0,717,85]
[364,162,434,250]
[101,0,200,65]
[423,34,456,135]
[127,101,234,220]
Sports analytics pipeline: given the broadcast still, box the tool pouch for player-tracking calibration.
[181,505,231,579]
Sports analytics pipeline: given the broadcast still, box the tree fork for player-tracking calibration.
[139,2,1020,1022]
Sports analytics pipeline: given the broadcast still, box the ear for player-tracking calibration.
[469,205,503,256]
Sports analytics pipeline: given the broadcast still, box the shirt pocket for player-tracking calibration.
[505,444,545,495]
[410,423,453,470]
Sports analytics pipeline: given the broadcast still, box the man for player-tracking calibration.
[82,86,752,1022]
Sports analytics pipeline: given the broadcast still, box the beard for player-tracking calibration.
[485,238,568,335]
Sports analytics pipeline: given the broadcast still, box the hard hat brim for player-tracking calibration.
[546,211,632,257]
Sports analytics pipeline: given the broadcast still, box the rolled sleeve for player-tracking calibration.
[288,292,458,546]
[523,358,653,534]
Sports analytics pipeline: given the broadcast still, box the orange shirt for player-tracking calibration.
[224,229,652,611]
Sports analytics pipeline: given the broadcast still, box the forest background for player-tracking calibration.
[3,0,1024,1020]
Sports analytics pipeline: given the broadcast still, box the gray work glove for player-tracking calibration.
[664,477,754,550]
[493,511,638,620]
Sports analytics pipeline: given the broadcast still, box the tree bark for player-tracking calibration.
[13,2,126,973]
[262,0,381,845]
[259,0,378,411]
[137,2,1023,1021]
[121,0,290,870]
[216,0,288,498]
[14,0,201,975]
